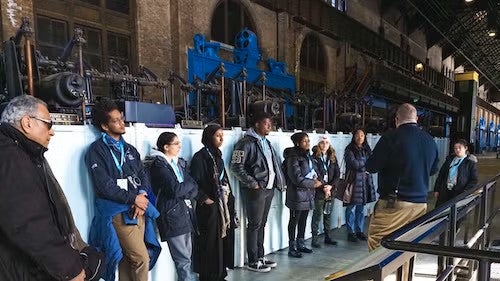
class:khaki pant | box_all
[368,199,427,251]
[112,213,150,281]
[368,200,426,281]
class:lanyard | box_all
[170,159,184,183]
[321,154,330,171]
[205,147,225,182]
[102,135,125,176]
[448,157,465,180]
[307,154,314,173]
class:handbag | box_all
[334,158,354,204]
[335,169,354,203]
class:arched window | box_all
[299,33,327,94]
[211,0,255,45]
[34,0,134,72]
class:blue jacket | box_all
[85,137,151,205]
[366,123,440,203]
[146,150,198,240]
[88,198,161,281]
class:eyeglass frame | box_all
[30,116,53,130]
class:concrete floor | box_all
[226,154,500,281]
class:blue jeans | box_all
[345,204,365,233]
[166,233,195,281]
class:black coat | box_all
[147,152,198,240]
[312,152,340,200]
[284,147,319,210]
[434,154,478,206]
[0,123,82,281]
[190,147,235,279]
[344,144,376,205]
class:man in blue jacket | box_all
[366,103,439,251]
[85,100,159,281]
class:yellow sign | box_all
[455,71,479,82]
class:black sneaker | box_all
[259,257,277,268]
[356,232,368,241]
[298,246,313,253]
[246,261,271,273]
[324,237,338,245]
[311,240,322,248]
[347,233,359,242]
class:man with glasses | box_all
[85,99,160,281]
[0,95,86,280]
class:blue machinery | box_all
[476,117,499,153]
[187,28,295,128]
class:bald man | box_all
[365,103,439,251]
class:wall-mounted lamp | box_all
[415,63,424,72]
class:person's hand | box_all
[323,185,332,191]
[204,198,215,205]
[132,206,145,219]
[69,269,85,281]
[434,192,439,198]
[313,180,322,188]
[134,193,149,210]
[252,183,260,190]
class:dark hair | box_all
[156,132,178,153]
[346,128,370,153]
[453,139,468,149]
[92,99,120,132]
[290,132,308,147]
[201,124,222,147]
[252,111,273,127]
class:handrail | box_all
[381,172,500,280]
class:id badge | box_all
[184,199,193,209]
[117,179,128,190]
[323,174,328,182]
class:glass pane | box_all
[106,0,129,14]
[211,2,226,43]
[108,33,130,67]
[36,15,68,59]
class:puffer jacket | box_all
[230,128,286,191]
[344,144,376,205]
[283,147,319,210]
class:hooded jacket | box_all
[230,128,286,191]
[146,150,198,239]
[283,147,318,210]
[0,123,83,281]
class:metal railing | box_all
[382,173,500,281]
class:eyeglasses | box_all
[30,116,53,129]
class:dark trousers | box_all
[244,188,274,263]
[288,210,309,241]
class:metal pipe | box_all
[24,37,34,96]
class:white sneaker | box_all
[246,260,271,273]
[259,257,277,268]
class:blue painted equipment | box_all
[187,28,295,128]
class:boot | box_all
[297,238,313,253]
[288,240,302,258]
[324,233,338,246]
[311,236,321,248]
[347,233,359,242]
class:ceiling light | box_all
[465,0,474,2]
[488,30,497,37]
